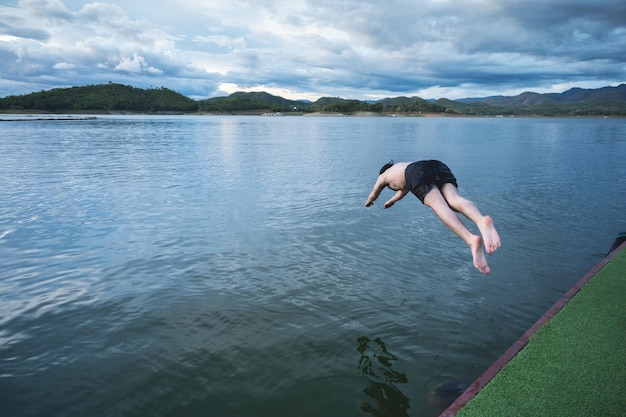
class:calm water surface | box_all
[1,115,625,416]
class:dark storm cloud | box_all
[0,0,624,100]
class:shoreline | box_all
[1,110,623,119]
[0,115,98,122]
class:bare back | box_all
[380,162,409,191]
[365,162,411,208]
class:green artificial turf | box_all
[456,249,626,417]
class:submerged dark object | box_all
[608,232,626,254]
[429,380,469,413]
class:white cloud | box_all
[53,62,76,70]
[114,53,163,75]
[193,35,246,50]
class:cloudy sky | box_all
[1,0,625,101]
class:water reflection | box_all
[357,336,410,417]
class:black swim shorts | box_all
[404,160,458,203]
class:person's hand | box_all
[384,200,394,209]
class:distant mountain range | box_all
[464,84,626,108]
[434,84,626,116]
[1,83,625,116]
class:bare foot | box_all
[478,215,501,255]
[470,235,491,274]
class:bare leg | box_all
[440,184,501,254]
[423,187,491,274]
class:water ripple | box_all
[1,116,625,417]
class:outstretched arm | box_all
[384,189,408,209]
[365,177,385,207]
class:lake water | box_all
[1,115,625,417]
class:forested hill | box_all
[449,84,626,116]
[0,84,199,112]
[0,83,447,114]
[1,82,625,115]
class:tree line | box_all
[0,83,448,114]
[1,83,624,115]
[0,83,199,112]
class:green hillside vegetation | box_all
[482,85,626,108]
[198,93,447,114]
[197,91,306,113]
[0,83,198,112]
[471,84,626,116]
[1,83,625,116]
[379,96,448,114]
[440,99,626,116]
[309,97,376,113]
[434,98,495,115]
[199,94,389,113]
